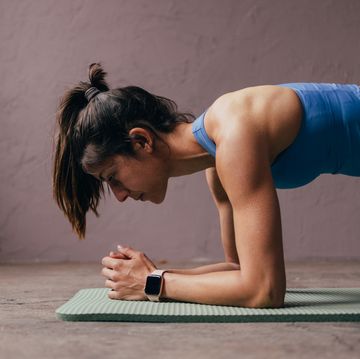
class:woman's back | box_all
[192,82,360,189]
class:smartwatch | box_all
[144,269,168,302]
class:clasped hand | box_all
[101,245,157,301]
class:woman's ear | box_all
[130,134,147,149]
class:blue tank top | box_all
[192,83,360,189]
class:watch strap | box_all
[151,269,167,276]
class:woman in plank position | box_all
[52,63,360,308]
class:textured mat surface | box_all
[55,287,360,322]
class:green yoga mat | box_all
[55,287,360,323]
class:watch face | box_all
[145,275,162,295]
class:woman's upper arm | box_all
[205,167,230,205]
[215,116,286,306]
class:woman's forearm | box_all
[165,262,240,275]
[161,270,271,308]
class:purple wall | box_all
[1,0,360,263]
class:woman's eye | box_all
[108,176,121,187]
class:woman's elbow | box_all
[257,294,285,309]
[245,287,286,309]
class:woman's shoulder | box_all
[204,85,303,161]
[203,85,273,137]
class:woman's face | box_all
[94,145,169,204]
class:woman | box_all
[52,63,360,308]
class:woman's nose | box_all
[110,186,129,202]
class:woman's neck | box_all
[160,121,215,177]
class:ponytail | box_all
[52,62,109,239]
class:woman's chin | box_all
[141,190,166,204]
[152,193,166,204]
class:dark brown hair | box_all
[52,62,195,240]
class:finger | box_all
[117,245,137,259]
[105,279,115,290]
[109,251,128,259]
[101,267,116,280]
[108,289,120,300]
[101,256,119,269]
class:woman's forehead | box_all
[84,157,114,179]
[99,155,129,176]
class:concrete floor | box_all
[0,260,359,359]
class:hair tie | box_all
[85,86,101,102]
